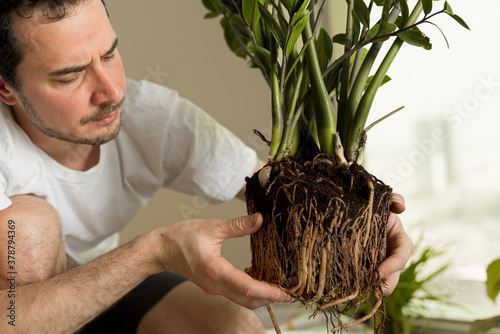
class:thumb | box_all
[222,213,263,239]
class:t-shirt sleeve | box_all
[162,95,257,204]
[0,189,12,210]
[0,168,12,210]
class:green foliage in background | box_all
[469,258,500,334]
[358,241,453,334]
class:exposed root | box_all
[318,290,359,310]
[245,154,392,334]
[310,247,327,304]
[334,133,350,167]
[266,304,282,334]
[331,291,382,333]
[363,179,375,248]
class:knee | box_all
[0,195,67,287]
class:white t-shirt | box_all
[0,79,257,265]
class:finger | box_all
[213,213,263,240]
[378,216,414,281]
[381,271,402,296]
[390,193,406,214]
[209,259,291,309]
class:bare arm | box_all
[0,197,289,334]
[0,224,160,333]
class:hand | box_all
[156,213,291,310]
[378,193,414,296]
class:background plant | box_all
[201,0,468,163]
[469,259,500,333]
[354,239,456,334]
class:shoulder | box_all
[0,103,49,202]
[0,103,21,159]
[125,78,180,111]
[120,78,220,143]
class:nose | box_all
[90,65,123,106]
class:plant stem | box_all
[270,37,284,159]
[337,0,354,145]
[346,1,424,160]
[302,21,336,156]
[275,65,305,161]
[341,5,401,146]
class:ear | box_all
[0,76,19,105]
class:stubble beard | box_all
[18,92,125,146]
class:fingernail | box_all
[280,293,292,303]
[392,197,404,206]
[250,212,261,225]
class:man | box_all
[0,0,413,333]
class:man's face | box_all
[9,0,126,145]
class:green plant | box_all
[201,0,468,162]
[358,241,454,334]
[201,1,467,333]
[469,258,500,334]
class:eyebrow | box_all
[48,38,119,77]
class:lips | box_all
[95,110,119,125]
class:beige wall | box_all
[107,1,345,270]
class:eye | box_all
[102,53,115,62]
[59,74,79,85]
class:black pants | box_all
[76,271,187,334]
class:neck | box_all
[10,105,100,171]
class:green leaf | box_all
[399,0,409,25]
[221,0,242,14]
[281,0,295,11]
[290,0,310,26]
[332,33,346,45]
[229,14,249,39]
[353,0,370,28]
[254,18,265,47]
[316,28,333,71]
[444,1,470,30]
[422,0,433,15]
[291,0,307,13]
[253,45,271,72]
[242,0,254,25]
[380,0,391,30]
[286,11,310,57]
[444,1,454,15]
[450,14,470,30]
[486,258,500,302]
[365,23,397,42]
[242,0,262,26]
[398,27,432,50]
[204,12,220,19]
[258,2,286,49]
[221,17,247,58]
[202,0,225,13]
[364,75,391,91]
[351,11,361,45]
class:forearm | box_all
[0,231,162,334]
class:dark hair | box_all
[0,0,107,90]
